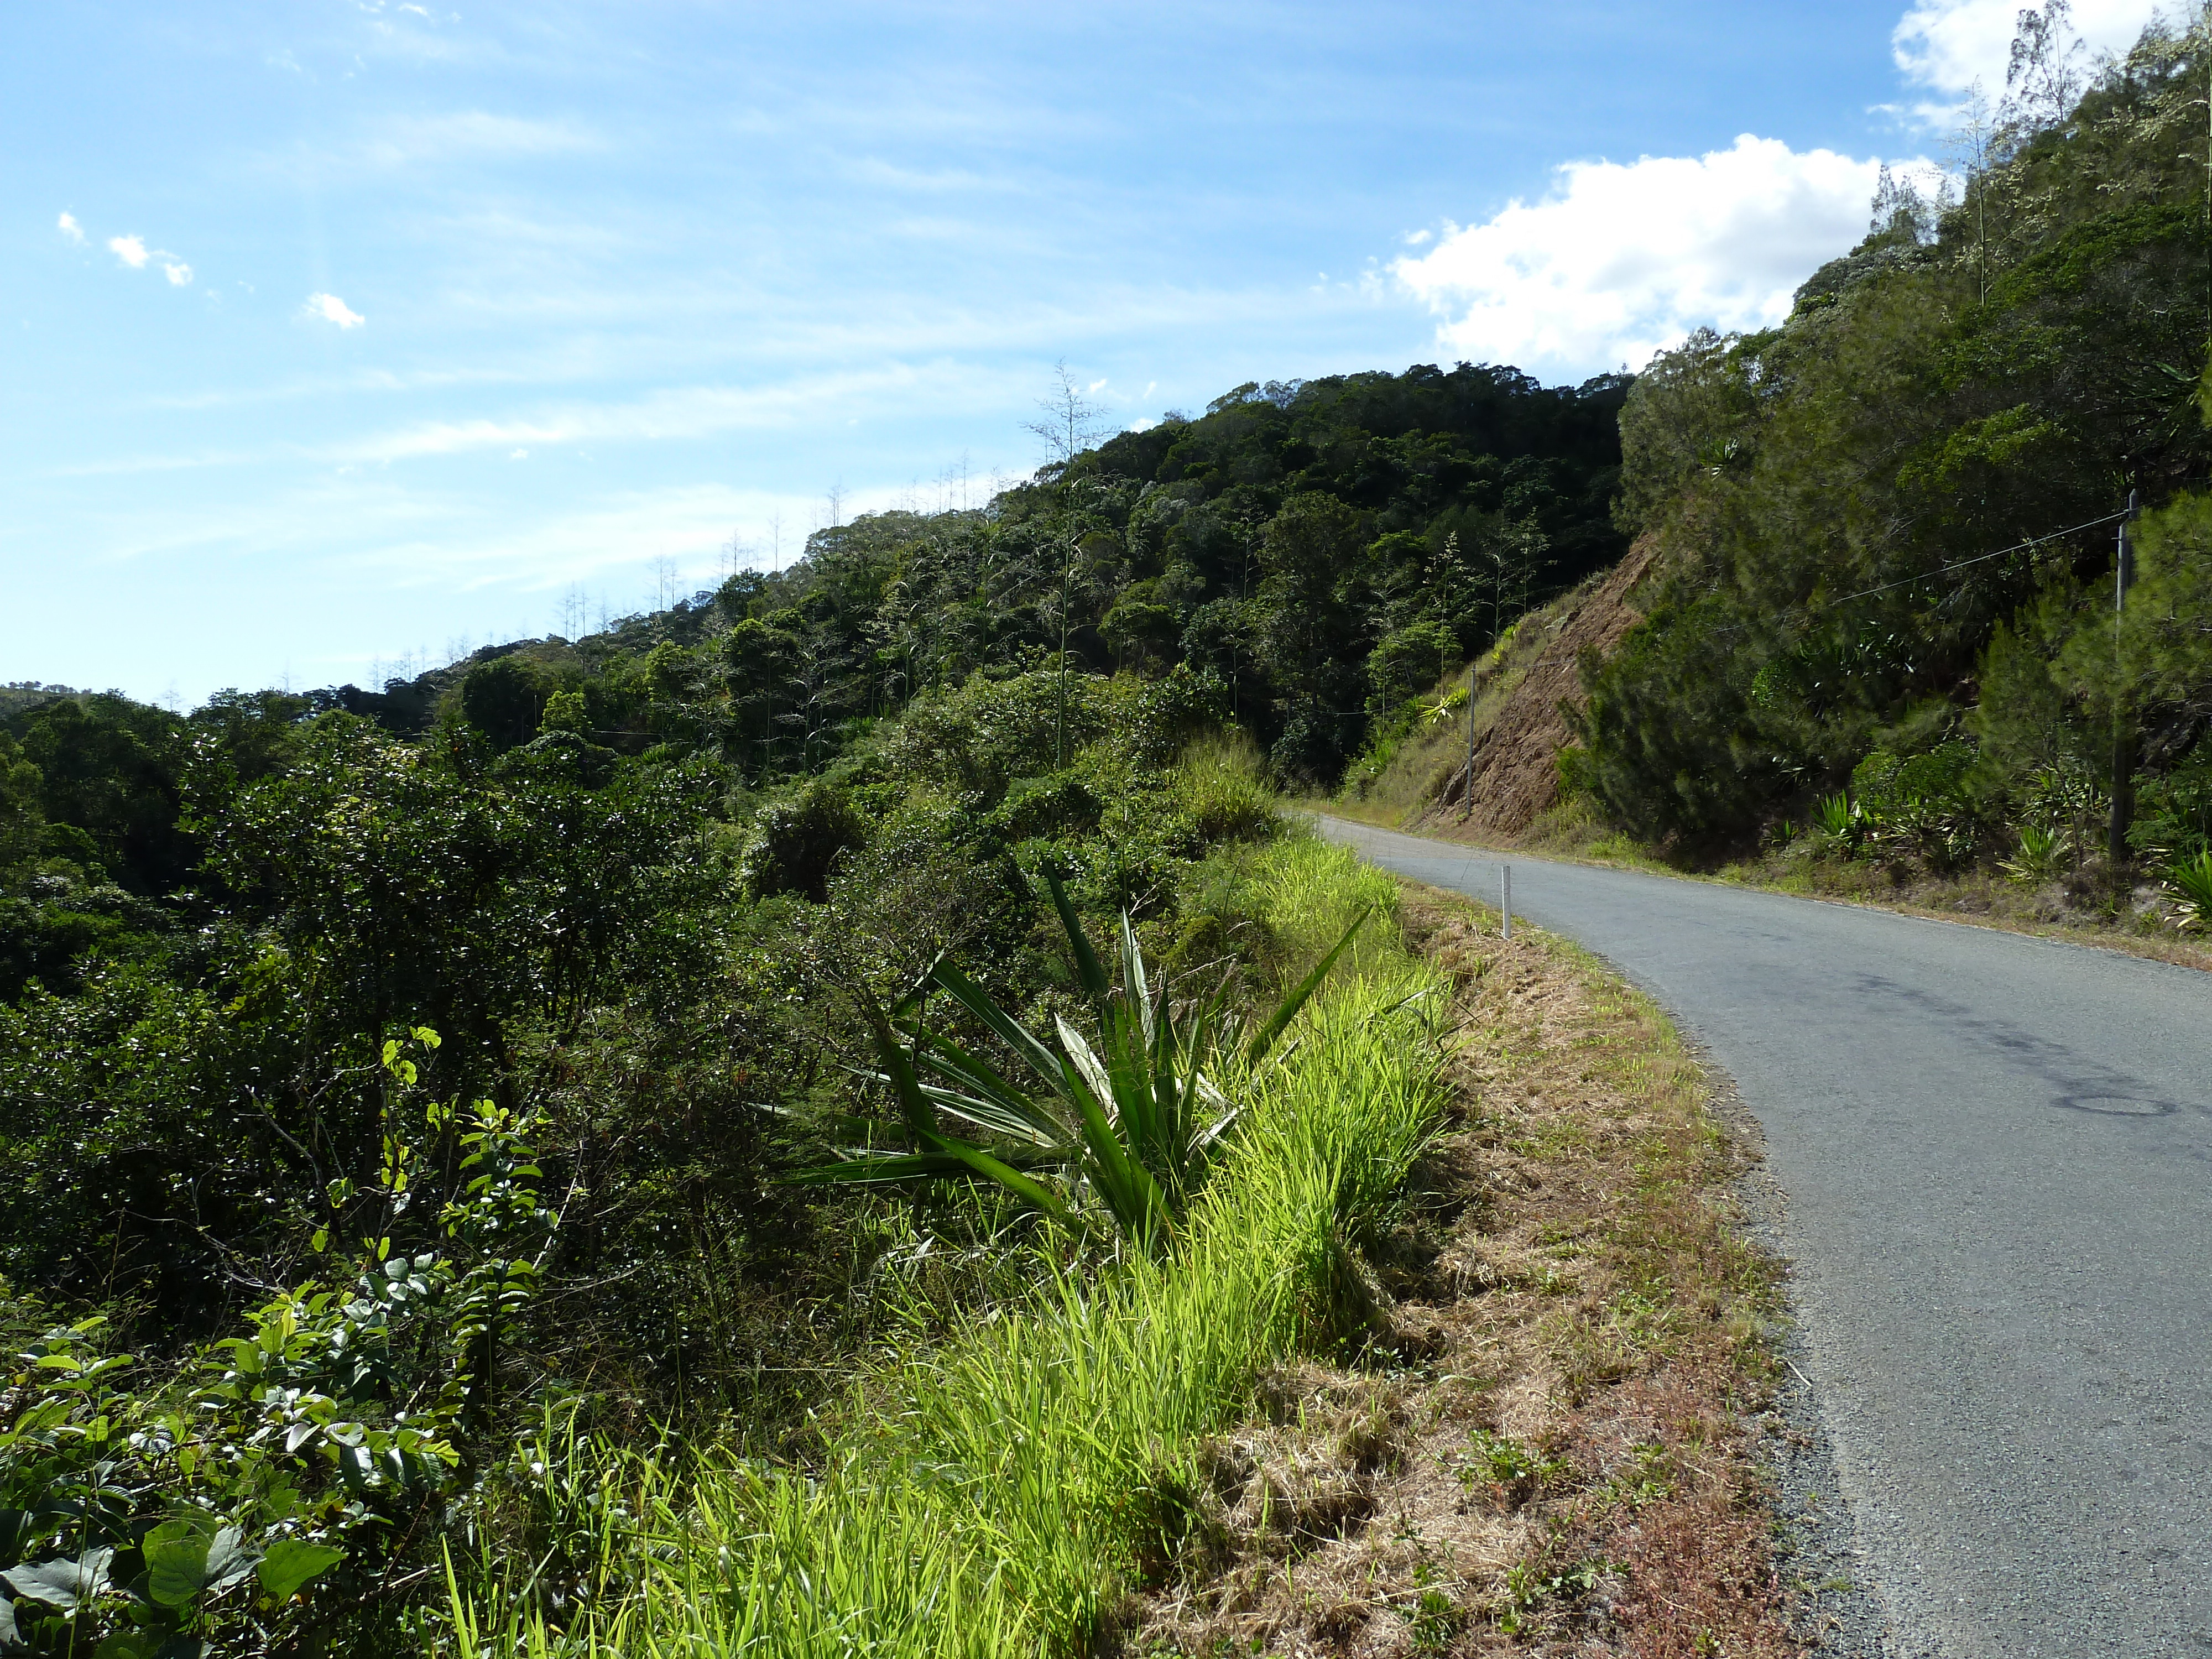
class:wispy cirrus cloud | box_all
[48,362,1013,479]
[330,364,960,464]
[365,110,604,165]
[142,364,536,413]
[349,482,878,590]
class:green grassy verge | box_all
[448,838,1443,1657]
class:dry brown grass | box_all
[1118,885,1796,1658]
[1391,802,2212,978]
[1721,847,2212,974]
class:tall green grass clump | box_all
[452,838,1439,1657]
[1171,729,1279,843]
[1240,833,1404,983]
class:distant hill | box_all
[324,360,1632,787]
[0,682,91,718]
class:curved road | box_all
[1324,817,2212,1658]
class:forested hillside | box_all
[1575,14,2212,905]
[24,5,2212,1634]
[332,361,1626,782]
[0,361,1624,1654]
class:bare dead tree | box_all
[1023,359,1112,468]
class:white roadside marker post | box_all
[1501,865,1512,940]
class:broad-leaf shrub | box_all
[0,1030,547,1656]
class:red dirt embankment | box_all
[1417,536,1657,841]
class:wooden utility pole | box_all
[2108,490,2139,870]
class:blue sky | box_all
[1,0,2173,703]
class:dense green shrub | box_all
[1,1034,547,1657]
[1579,18,2212,857]
[740,781,870,902]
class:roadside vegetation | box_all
[452,842,1439,1656]
[1337,7,2212,961]
[1124,885,1794,1655]
[0,356,1650,1655]
[18,8,2212,1647]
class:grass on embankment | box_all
[1124,883,1799,1655]
[447,838,1447,1657]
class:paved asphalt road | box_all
[1323,817,2212,1657]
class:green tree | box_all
[11,696,192,892]
[1254,493,1369,779]
[0,733,41,873]
[458,656,549,751]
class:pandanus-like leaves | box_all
[2166,848,2212,930]
[788,869,1370,1249]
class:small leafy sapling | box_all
[0,1025,550,1655]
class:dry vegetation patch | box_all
[1709,851,2212,973]
[1123,885,1796,1658]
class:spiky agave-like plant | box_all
[789,870,1369,1250]
[2164,848,2212,931]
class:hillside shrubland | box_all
[0,361,1632,1653]
[1570,12,2212,920]
[21,7,2212,1640]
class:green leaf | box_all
[255,1540,343,1605]
[1117,909,1153,1048]
[1039,868,1111,1010]
[928,962,1064,1092]
[143,1518,216,1608]
[917,1129,1076,1222]
[145,1521,257,1610]
[1244,906,1371,1066]
[202,1527,258,1595]
[5,1547,114,1610]
[785,1151,982,1185]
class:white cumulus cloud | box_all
[108,234,150,269]
[57,212,85,244]
[304,292,367,329]
[1892,0,2170,97]
[163,262,193,286]
[1394,135,1921,378]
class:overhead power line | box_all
[1699,504,2135,644]
[1811,507,2130,612]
